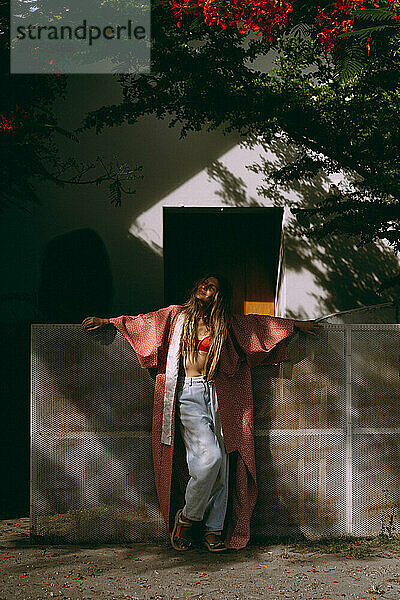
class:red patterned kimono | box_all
[109,305,294,549]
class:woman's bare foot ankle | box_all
[203,531,227,552]
[204,531,222,544]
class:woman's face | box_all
[195,276,220,305]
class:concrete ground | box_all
[1,518,400,600]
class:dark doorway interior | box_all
[163,207,283,315]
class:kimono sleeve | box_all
[108,305,177,369]
[231,313,295,368]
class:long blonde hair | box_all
[179,274,233,381]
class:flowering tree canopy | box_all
[164,0,400,56]
[166,0,294,42]
[315,0,400,54]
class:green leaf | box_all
[349,7,398,22]
[336,24,398,40]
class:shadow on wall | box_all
[206,137,400,318]
[0,228,115,519]
[38,228,113,324]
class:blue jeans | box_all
[177,375,229,532]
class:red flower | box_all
[315,0,400,54]
[165,0,400,54]
[164,0,294,43]
[0,104,30,134]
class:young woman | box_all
[81,274,321,552]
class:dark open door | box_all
[163,207,283,315]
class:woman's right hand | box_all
[81,316,110,331]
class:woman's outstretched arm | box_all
[81,305,181,370]
[230,313,323,369]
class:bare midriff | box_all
[183,319,212,377]
[184,348,208,377]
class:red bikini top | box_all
[197,335,211,352]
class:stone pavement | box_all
[1,518,400,600]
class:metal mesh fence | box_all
[31,324,165,542]
[31,323,400,542]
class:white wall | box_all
[4,74,400,323]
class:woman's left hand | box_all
[294,320,323,336]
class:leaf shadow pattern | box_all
[207,136,400,318]
[207,160,261,207]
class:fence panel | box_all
[31,324,400,541]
